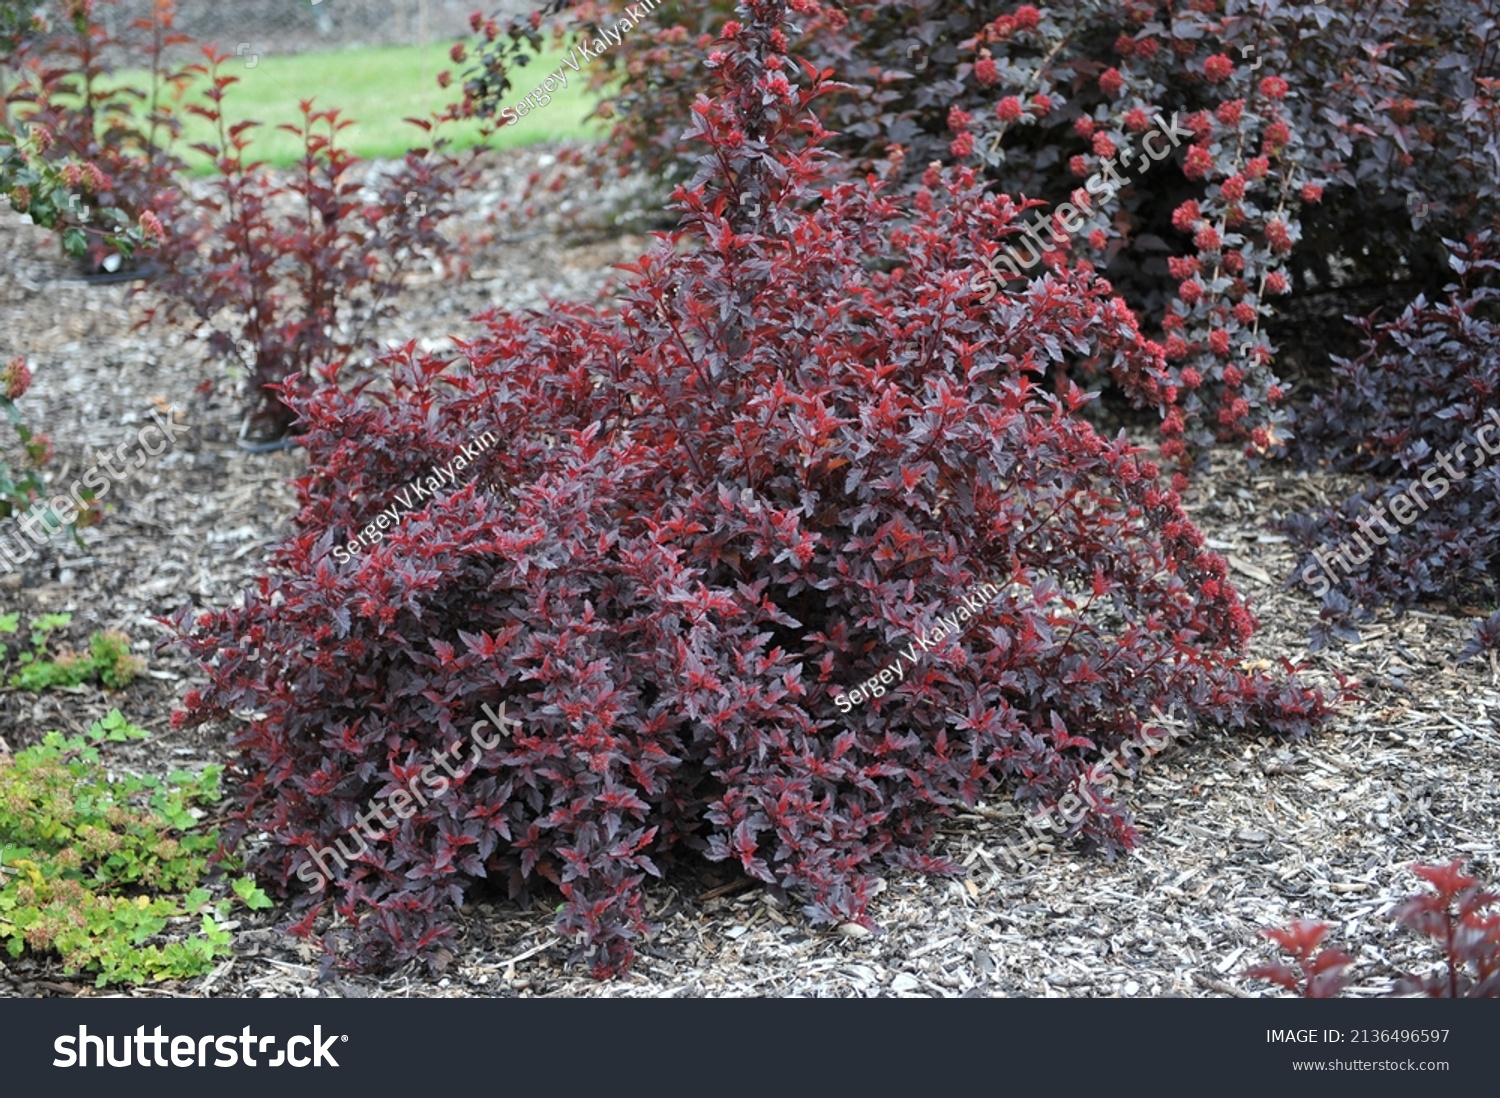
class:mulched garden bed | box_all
[1,144,1494,999]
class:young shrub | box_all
[1283,233,1500,650]
[1246,860,1500,998]
[138,49,478,445]
[6,2,477,443]
[1243,919,1355,999]
[174,0,1327,977]
[0,710,269,988]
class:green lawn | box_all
[125,41,604,169]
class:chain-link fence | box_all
[103,1,530,56]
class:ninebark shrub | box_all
[141,48,474,443]
[458,0,1499,468]
[4,1,478,443]
[175,0,1327,977]
[1284,233,1500,652]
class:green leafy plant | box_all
[89,630,143,689]
[2,613,144,691]
[1,0,180,269]
[0,709,268,987]
[0,120,151,264]
[0,0,44,53]
[1,355,49,524]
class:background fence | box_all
[102,1,531,55]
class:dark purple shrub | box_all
[174,0,1327,977]
[1283,233,1500,650]
[136,49,478,443]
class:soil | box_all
[0,143,1495,1000]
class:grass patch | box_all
[121,41,604,168]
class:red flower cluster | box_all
[1172,200,1202,232]
[1,356,31,402]
[1203,53,1234,82]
